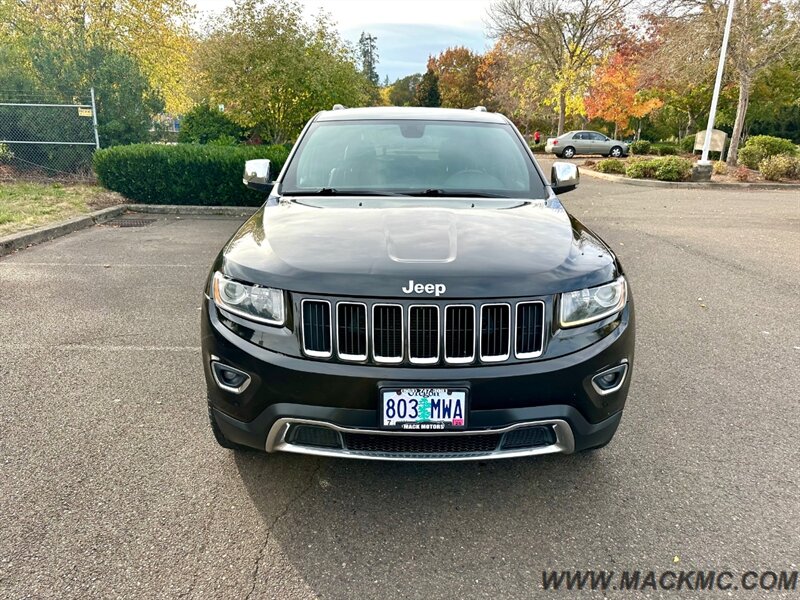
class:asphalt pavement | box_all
[1,172,799,599]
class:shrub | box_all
[652,143,677,156]
[759,155,800,181]
[529,142,546,153]
[625,158,658,179]
[737,146,764,169]
[679,135,696,153]
[629,140,651,155]
[712,160,728,175]
[177,105,244,145]
[734,165,750,182]
[745,135,796,157]
[653,156,692,181]
[739,135,796,169]
[207,134,240,146]
[595,158,626,174]
[0,142,13,164]
[625,156,692,181]
[93,143,289,206]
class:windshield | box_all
[281,119,547,199]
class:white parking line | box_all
[0,263,202,268]
[1,344,201,351]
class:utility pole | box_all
[90,87,100,149]
[698,0,735,167]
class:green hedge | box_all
[626,156,693,181]
[529,142,547,153]
[759,155,800,181]
[629,140,651,155]
[679,135,695,153]
[738,135,797,169]
[651,143,678,156]
[93,143,289,206]
[595,158,626,174]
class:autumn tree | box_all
[197,0,369,143]
[428,47,483,108]
[585,52,663,138]
[3,0,195,113]
[488,0,633,135]
[389,74,423,106]
[649,0,800,164]
[477,38,556,132]
[722,0,800,164]
[0,0,175,145]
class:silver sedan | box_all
[545,131,628,158]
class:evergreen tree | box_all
[413,68,441,107]
[358,32,379,86]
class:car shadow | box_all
[234,447,634,597]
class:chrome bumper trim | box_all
[265,418,575,462]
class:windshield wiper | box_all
[283,188,404,197]
[406,189,509,198]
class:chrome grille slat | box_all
[302,298,543,365]
[337,302,367,360]
[444,305,475,363]
[373,304,403,363]
[409,305,439,364]
[515,301,544,358]
[301,299,332,357]
[480,303,511,362]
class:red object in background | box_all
[534,130,541,144]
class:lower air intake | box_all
[342,432,502,455]
[501,426,556,449]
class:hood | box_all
[219,197,618,299]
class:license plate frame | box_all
[379,387,468,430]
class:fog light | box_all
[591,363,628,395]
[211,361,251,394]
[600,372,618,385]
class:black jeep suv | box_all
[201,106,634,461]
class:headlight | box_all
[560,276,627,328]
[212,272,285,325]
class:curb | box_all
[0,204,258,258]
[127,204,258,217]
[581,168,799,190]
[0,205,128,257]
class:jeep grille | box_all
[300,297,545,365]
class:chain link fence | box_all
[0,89,99,181]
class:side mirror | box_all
[551,161,580,194]
[243,159,273,192]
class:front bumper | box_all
[202,298,634,460]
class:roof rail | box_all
[471,106,487,112]
[332,104,346,111]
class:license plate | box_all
[381,388,467,430]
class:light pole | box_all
[698,0,735,167]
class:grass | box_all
[0,182,124,236]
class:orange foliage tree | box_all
[585,52,662,139]
[428,46,483,109]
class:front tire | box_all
[562,146,576,159]
[609,146,623,158]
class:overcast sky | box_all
[193,0,494,81]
